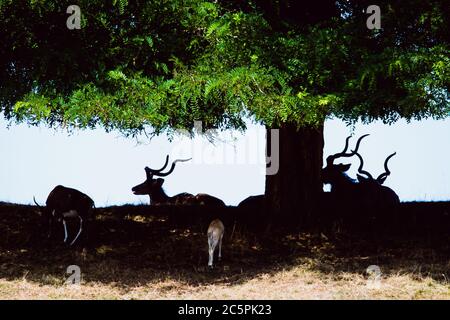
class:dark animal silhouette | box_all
[132,155,225,207]
[238,195,265,210]
[34,185,94,246]
[236,195,266,229]
[321,135,400,226]
[353,150,400,222]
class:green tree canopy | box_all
[1,0,449,136]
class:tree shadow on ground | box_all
[0,202,449,290]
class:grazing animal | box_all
[207,219,224,268]
[34,185,94,246]
[132,155,225,207]
[321,135,399,225]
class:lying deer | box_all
[207,219,224,268]
[132,155,225,207]
[34,185,94,246]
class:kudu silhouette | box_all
[132,155,225,207]
[321,135,400,228]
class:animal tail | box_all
[33,196,42,208]
[208,229,221,248]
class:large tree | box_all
[1,0,448,226]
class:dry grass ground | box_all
[0,202,449,300]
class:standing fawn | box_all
[207,219,224,268]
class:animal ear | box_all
[156,178,165,186]
[338,163,351,172]
[377,176,387,184]
[145,167,153,179]
[357,174,368,182]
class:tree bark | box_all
[265,123,324,229]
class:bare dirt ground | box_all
[0,202,449,299]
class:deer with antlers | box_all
[132,155,225,207]
[321,135,400,226]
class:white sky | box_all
[0,117,449,206]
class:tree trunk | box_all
[265,123,324,229]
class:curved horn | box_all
[153,158,192,177]
[376,152,396,183]
[354,151,374,180]
[353,134,370,154]
[147,155,170,173]
[326,135,351,165]
[326,134,369,165]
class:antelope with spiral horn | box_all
[321,134,400,224]
[132,155,225,207]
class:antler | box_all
[376,152,396,184]
[326,134,369,166]
[152,158,192,177]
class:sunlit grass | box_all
[0,202,449,299]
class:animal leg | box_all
[47,217,53,238]
[208,236,217,268]
[70,216,83,246]
[218,234,223,261]
[62,219,68,243]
